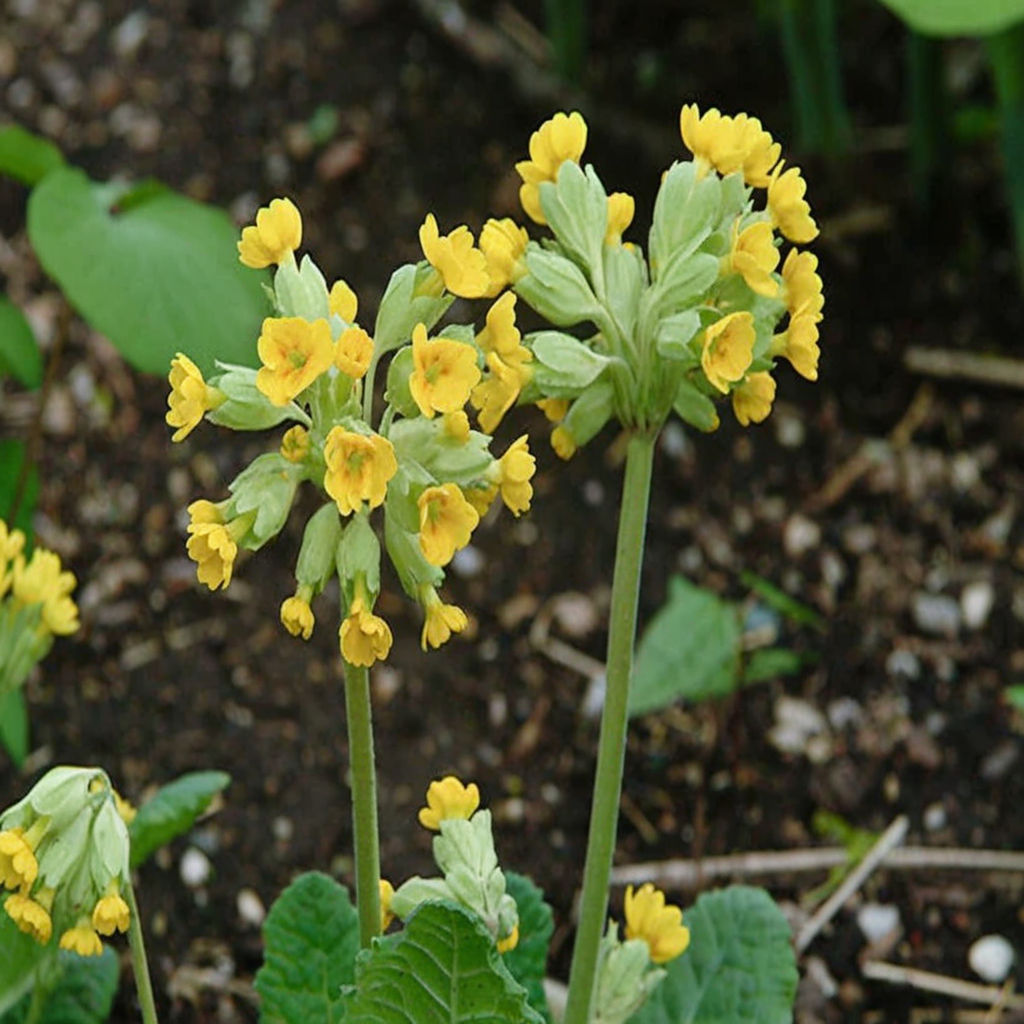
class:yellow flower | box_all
[732,372,777,426]
[329,279,358,323]
[767,162,818,243]
[419,214,490,299]
[700,311,755,393]
[113,791,137,826]
[420,586,469,651]
[11,549,79,636]
[417,776,480,830]
[497,924,519,954]
[59,920,103,957]
[471,295,531,433]
[91,882,130,936]
[464,485,497,517]
[186,502,252,591]
[280,425,311,463]
[480,218,529,296]
[624,883,690,965]
[679,105,780,187]
[335,326,374,380]
[471,356,522,435]
[726,220,779,298]
[323,428,398,515]
[256,317,334,407]
[409,323,482,419]
[488,435,535,516]
[238,197,302,268]
[537,398,568,423]
[516,111,588,224]
[4,892,52,944]
[772,315,820,381]
[605,192,635,245]
[731,113,783,187]
[166,353,223,442]
[476,293,529,368]
[339,590,393,667]
[418,483,479,567]
[280,591,315,640]
[380,879,395,931]
[443,410,471,443]
[781,249,824,321]
[551,425,577,460]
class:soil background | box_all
[2,1,1024,1021]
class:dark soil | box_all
[3,1,1024,1022]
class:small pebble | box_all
[237,888,266,928]
[886,648,921,680]
[912,593,961,636]
[923,802,946,831]
[961,581,995,631]
[856,903,901,944]
[451,545,484,578]
[769,696,828,757]
[969,935,1015,983]
[783,514,821,558]
[179,847,212,888]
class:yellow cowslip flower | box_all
[732,372,777,426]
[0,827,40,891]
[329,279,358,323]
[516,111,588,224]
[476,293,528,367]
[59,920,103,957]
[472,355,522,435]
[113,791,137,826]
[767,162,818,244]
[605,192,635,245]
[417,776,480,831]
[380,879,395,931]
[335,325,374,380]
[11,549,79,636]
[443,410,471,443]
[497,924,519,954]
[409,323,482,419]
[280,589,315,640]
[731,113,782,187]
[419,585,469,651]
[339,589,392,667]
[624,883,690,965]
[488,435,535,516]
[91,880,130,936]
[551,424,577,461]
[537,398,568,423]
[418,483,479,567]
[772,314,820,381]
[464,484,497,517]
[323,428,398,516]
[679,105,780,187]
[480,218,529,296]
[781,249,824,321]
[472,294,531,432]
[238,197,302,268]
[280,424,311,463]
[256,317,334,407]
[4,891,52,944]
[0,522,25,600]
[419,214,490,299]
[700,311,755,393]
[186,502,253,591]
[725,220,779,298]
[166,353,224,442]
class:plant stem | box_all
[563,430,656,1024]
[125,881,159,1024]
[22,981,47,1024]
[343,657,381,946]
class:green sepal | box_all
[672,375,720,433]
[655,311,702,364]
[595,931,664,1024]
[602,242,646,340]
[539,161,608,272]
[388,418,493,485]
[295,503,343,593]
[435,323,476,346]
[517,245,602,328]
[274,255,330,321]
[228,453,303,547]
[208,363,308,431]
[649,162,721,277]
[383,480,443,599]
[374,263,454,356]
[384,346,420,419]
[647,251,720,323]
[528,330,610,394]
[0,602,51,703]
[336,513,381,606]
[560,378,616,448]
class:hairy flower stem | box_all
[126,881,159,1024]
[343,658,381,946]
[563,430,656,1024]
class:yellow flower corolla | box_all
[551,425,577,461]
[767,163,818,243]
[11,548,79,636]
[418,484,480,567]
[732,372,777,426]
[323,428,398,515]
[472,356,521,435]
[166,353,223,442]
[726,220,779,298]
[772,315,820,381]
[59,920,103,957]
[419,214,490,299]
[537,398,569,423]
[409,323,482,419]
[488,435,535,516]
[417,776,480,831]
[280,424,311,463]
[339,591,393,667]
[113,792,137,826]
[464,484,497,517]
[476,293,528,367]
[238,197,302,268]
[624,883,690,965]
[4,892,52,944]
[380,879,395,931]
[0,828,38,891]
[329,279,358,323]
[497,924,519,954]
[0,522,26,600]
[420,586,469,651]
[700,311,755,393]
[679,105,780,187]
[256,317,334,407]
[781,249,824,320]
[480,218,529,296]
[280,591,315,640]
[335,325,374,380]
[516,111,588,224]
[471,294,531,433]
[91,882,130,936]
[605,192,635,245]
[186,502,252,591]
[443,410,471,443]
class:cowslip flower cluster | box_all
[167,198,538,665]
[1,521,79,699]
[0,768,132,955]
[468,105,823,455]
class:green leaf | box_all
[630,577,741,717]
[741,648,805,685]
[128,770,230,867]
[1006,685,1024,712]
[0,688,29,767]
[0,914,51,1017]
[342,901,545,1024]
[0,440,38,537]
[255,872,359,1024]
[739,572,825,631]
[0,299,43,390]
[37,949,119,1024]
[877,0,1024,35]
[503,874,554,1021]
[0,125,64,187]
[27,167,270,376]
[628,887,798,1024]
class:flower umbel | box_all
[417,776,480,830]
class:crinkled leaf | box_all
[0,125,64,187]
[503,873,553,1021]
[0,915,51,1017]
[0,688,29,767]
[129,770,230,867]
[0,440,38,536]
[342,900,545,1024]
[256,872,359,1024]
[0,298,43,390]
[29,948,119,1024]
[878,0,1024,34]
[628,886,797,1024]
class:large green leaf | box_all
[128,770,230,867]
[0,687,29,767]
[0,914,51,1017]
[0,440,38,537]
[0,298,43,390]
[503,873,554,1021]
[255,872,359,1024]
[629,887,797,1024]
[877,0,1024,35]
[630,577,742,717]
[0,125,64,187]
[27,168,270,375]
[342,901,545,1024]
[0,948,119,1024]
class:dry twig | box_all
[905,347,1024,390]
[863,962,1024,1011]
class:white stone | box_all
[912,593,961,636]
[969,935,1015,983]
[769,696,827,756]
[236,888,266,928]
[451,544,484,578]
[857,903,901,944]
[961,581,995,631]
[783,514,821,558]
[179,847,212,888]
[923,802,947,831]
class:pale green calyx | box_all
[294,503,343,594]
[208,363,310,432]
[274,254,330,321]
[227,453,304,547]
[591,924,666,1024]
